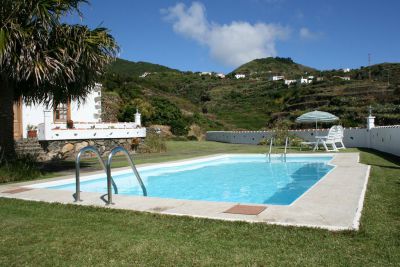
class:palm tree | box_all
[0,0,118,159]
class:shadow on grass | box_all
[358,148,400,169]
[39,160,97,174]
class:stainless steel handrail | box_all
[75,146,118,202]
[106,146,147,205]
[267,137,274,162]
[283,137,289,162]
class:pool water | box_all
[48,155,334,205]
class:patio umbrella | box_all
[295,110,339,131]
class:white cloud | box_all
[299,27,321,40]
[162,2,290,67]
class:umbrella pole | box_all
[315,120,318,136]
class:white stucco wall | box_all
[70,83,101,123]
[206,126,400,157]
[21,83,102,138]
[22,103,47,138]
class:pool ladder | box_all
[75,146,147,205]
[267,136,289,163]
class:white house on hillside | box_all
[13,83,145,141]
[200,72,212,76]
[284,79,297,85]
[298,76,312,84]
[139,72,151,78]
[216,73,225,78]
[269,75,285,81]
[235,74,246,79]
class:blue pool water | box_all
[48,155,334,205]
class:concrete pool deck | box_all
[0,153,370,231]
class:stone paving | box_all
[0,153,370,231]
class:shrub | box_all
[0,155,42,183]
[149,98,189,136]
[272,119,291,146]
[141,132,166,153]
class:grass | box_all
[0,143,399,265]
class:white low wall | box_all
[206,126,400,157]
[37,122,146,141]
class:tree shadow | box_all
[358,148,400,169]
[38,159,100,174]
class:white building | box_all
[216,73,225,78]
[284,79,297,85]
[333,76,351,81]
[200,72,212,76]
[269,75,285,81]
[13,83,145,141]
[139,72,151,78]
[235,74,246,79]
[298,76,312,84]
[342,68,351,73]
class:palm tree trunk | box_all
[0,73,16,161]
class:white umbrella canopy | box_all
[295,110,339,131]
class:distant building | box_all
[216,73,225,78]
[139,72,151,78]
[284,79,297,85]
[269,75,285,81]
[308,76,314,80]
[298,76,312,84]
[342,68,351,73]
[333,76,351,81]
[316,77,324,82]
[235,74,246,79]
[200,72,212,76]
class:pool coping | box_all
[0,152,370,231]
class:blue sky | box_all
[66,0,400,73]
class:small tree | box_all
[0,0,118,159]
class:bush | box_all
[140,132,166,153]
[0,154,42,183]
[149,98,189,136]
[272,119,291,146]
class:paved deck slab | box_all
[0,153,370,231]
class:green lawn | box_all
[0,143,399,266]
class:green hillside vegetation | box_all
[231,57,316,78]
[101,57,400,134]
[107,58,179,77]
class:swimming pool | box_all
[41,154,334,205]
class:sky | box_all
[65,0,400,73]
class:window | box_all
[54,103,69,122]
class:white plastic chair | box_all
[313,126,338,152]
[333,125,346,150]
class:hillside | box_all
[107,58,179,77]
[231,57,316,78]
[101,57,400,134]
